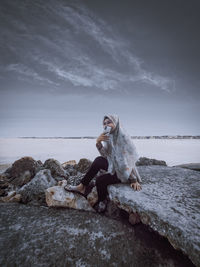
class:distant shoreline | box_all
[3,135,200,139]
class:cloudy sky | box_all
[0,0,199,137]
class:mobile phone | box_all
[103,126,112,136]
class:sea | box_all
[0,138,199,167]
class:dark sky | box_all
[0,0,199,137]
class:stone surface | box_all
[62,160,77,168]
[0,191,21,203]
[74,158,92,173]
[1,203,194,267]
[43,158,68,180]
[0,163,12,174]
[107,165,200,267]
[7,156,41,186]
[17,169,57,204]
[87,186,98,207]
[129,212,141,225]
[136,156,167,166]
[172,163,200,172]
[45,180,95,212]
[0,156,198,265]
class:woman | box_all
[65,114,142,212]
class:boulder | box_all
[87,186,98,207]
[0,180,10,197]
[17,169,57,204]
[45,180,95,212]
[172,163,200,172]
[7,156,41,186]
[0,163,12,174]
[62,160,77,168]
[0,190,21,203]
[107,165,200,267]
[64,165,79,177]
[74,158,92,173]
[136,157,167,166]
[129,212,141,225]
[43,158,69,180]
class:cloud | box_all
[2,0,175,93]
[6,63,58,85]
[53,1,175,92]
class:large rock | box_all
[0,190,21,203]
[137,156,167,166]
[172,163,200,172]
[1,203,194,267]
[62,160,77,168]
[7,156,41,186]
[0,163,12,174]
[43,158,69,181]
[107,165,200,267]
[45,180,95,212]
[17,169,57,204]
[74,158,92,173]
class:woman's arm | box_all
[131,165,142,183]
[129,166,142,191]
[96,141,108,158]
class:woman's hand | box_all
[130,181,142,191]
[96,133,109,143]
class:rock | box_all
[8,156,41,186]
[107,165,200,267]
[0,180,9,189]
[2,203,194,267]
[172,163,200,172]
[0,189,6,197]
[62,160,78,176]
[17,169,56,204]
[43,158,68,180]
[62,160,77,168]
[65,165,78,176]
[0,190,21,203]
[129,212,141,225]
[0,163,12,174]
[87,186,98,207]
[74,158,92,173]
[0,172,10,181]
[37,160,43,166]
[11,170,33,187]
[45,180,95,212]
[137,157,167,166]
[0,180,10,197]
[104,200,122,219]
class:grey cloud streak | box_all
[0,0,174,94]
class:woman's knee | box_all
[93,156,108,169]
[96,174,109,186]
[94,156,106,162]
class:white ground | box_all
[0,138,199,166]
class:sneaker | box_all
[93,199,108,213]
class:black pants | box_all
[80,156,121,202]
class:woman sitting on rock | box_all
[64,114,142,212]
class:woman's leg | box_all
[96,172,121,202]
[75,156,108,193]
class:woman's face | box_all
[103,118,115,133]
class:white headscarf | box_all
[102,114,142,183]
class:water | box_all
[0,138,199,166]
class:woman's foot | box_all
[64,183,86,196]
[92,199,108,213]
[76,184,86,194]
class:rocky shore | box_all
[0,156,199,266]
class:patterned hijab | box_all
[102,114,141,183]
